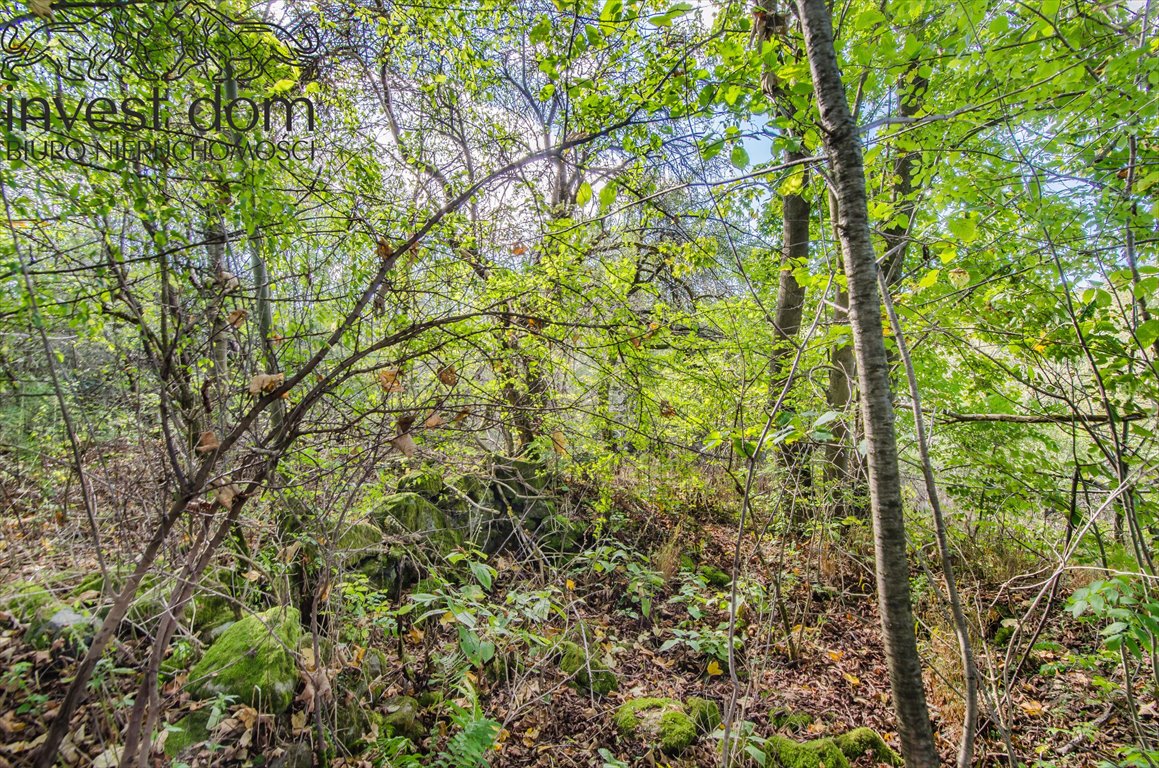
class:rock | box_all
[336,699,383,752]
[380,695,424,742]
[187,606,302,713]
[833,727,902,765]
[769,707,814,733]
[444,474,510,554]
[614,698,698,755]
[164,709,212,758]
[336,520,387,563]
[398,468,445,499]
[557,640,617,696]
[493,448,553,525]
[534,513,584,553]
[27,605,96,650]
[686,697,721,733]
[762,727,901,768]
[375,492,462,553]
[765,735,850,768]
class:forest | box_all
[0,0,1154,766]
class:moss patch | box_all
[770,707,814,733]
[380,695,424,741]
[397,468,445,499]
[834,727,902,765]
[699,565,731,588]
[164,709,212,758]
[557,640,617,696]
[765,735,849,768]
[686,697,721,733]
[187,606,301,713]
[764,727,900,768]
[614,698,697,755]
[0,581,59,621]
[376,493,461,552]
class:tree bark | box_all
[794,0,939,764]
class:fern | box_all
[433,679,501,768]
[435,714,500,768]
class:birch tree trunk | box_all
[794,0,939,763]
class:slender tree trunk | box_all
[794,0,939,764]
[881,62,927,288]
[824,190,865,515]
[754,1,812,518]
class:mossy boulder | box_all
[770,707,814,733]
[398,468,445,499]
[26,603,96,650]
[834,727,901,765]
[187,606,302,713]
[534,513,584,553]
[614,698,698,754]
[336,520,386,562]
[557,640,617,696]
[375,493,462,553]
[444,474,510,554]
[686,697,721,733]
[164,709,212,758]
[765,735,850,768]
[764,727,901,768]
[493,449,553,524]
[380,695,424,742]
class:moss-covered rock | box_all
[375,493,462,553]
[765,735,850,768]
[398,468,445,499]
[534,513,584,553]
[187,606,302,713]
[26,603,96,650]
[337,520,386,561]
[380,695,424,742]
[164,709,212,758]
[557,640,617,696]
[336,700,383,752]
[686,697,721,733]
[614,698,698,754]
[763,727,901,768]
[0,581,59,621]
[769,707,814,733]
[834,727,902,765]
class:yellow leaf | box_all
[827,650,843,662]
[291,711,307,732]
[842,672,860,686]
[440,611,457,625]
[1020,700,1045,717]
[565,579,575,591]
[707,659,723,676]
[407,627,425,644]
[243,569,262,582]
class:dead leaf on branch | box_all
[227,309,248,328]
[195,430,220,453]
[248,372,285,396]
[218,271,240,293]
[437,364,458,386]
[214,483,240,508]
[377,368,402,393]
[423,412,445,429]
[391,433,418,457]
[376,239,393,260]
[551,430,568,455]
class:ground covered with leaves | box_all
[0,448,1146,767]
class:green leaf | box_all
[1136,319,1159,348]
[576,181,593,206]
[730,144,749,169]
[948,217,977,243]
[599,183,617,208]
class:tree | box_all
[793,0,939,763]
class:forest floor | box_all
[0,452,1144,767]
